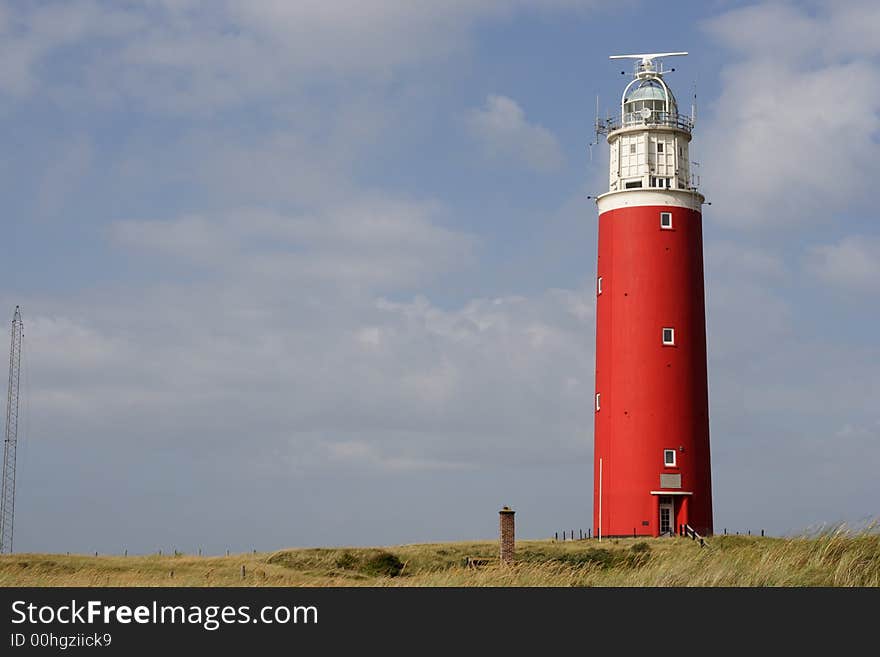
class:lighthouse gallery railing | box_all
[597,112,693,135]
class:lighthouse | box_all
[592,52,713,538]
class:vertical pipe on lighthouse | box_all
[598,458,603,542]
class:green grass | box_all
[1,528,878,586]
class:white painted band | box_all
[596,189,705,214]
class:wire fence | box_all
[552,527,768,541]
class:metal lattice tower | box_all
[1,306,23,554]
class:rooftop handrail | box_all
[597,112,693,135]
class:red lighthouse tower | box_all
[592,52,713,538]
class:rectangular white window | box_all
[660,212,672,229]
[664,449,676,467]
[597,276,603,295]
[595,393,601,411]
[629,143,636,154]
[662,327,675,345]
[657,142,664,153]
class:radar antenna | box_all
[610,52,687,77]
[609,52,688,64]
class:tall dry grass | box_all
[1,526,878,587]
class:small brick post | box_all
[499,506,516,565]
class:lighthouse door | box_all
[659,497,674,536]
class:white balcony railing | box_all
[597,112,693,135]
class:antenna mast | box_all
[1,306,23,554]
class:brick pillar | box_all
[499,506,515,564]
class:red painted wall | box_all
[592,204,713,537]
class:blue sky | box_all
[2,0,879,553]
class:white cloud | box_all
[17,282,595,472]
[700,1,880,228]
[0,1,143,98]
[705,241,787,280]
[0,1,603,111]
[467,95,565,172]
[36,134,93,220]
[76,189,592,472]
[703,1,880,62]
[111,200,476,291]
[805,235,880,289]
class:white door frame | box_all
[659,497,675,536]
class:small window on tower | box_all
[660,212,673,229]
[597,276,603,295]
[664,449,676,467]
[662,327,675,345]
[595,393,601,411]
[679,145,683,156]
[657,142,664,153]
[629,143,636,154]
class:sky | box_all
[2,0,879,554]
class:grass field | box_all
[1,528,878,587]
